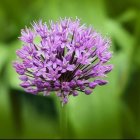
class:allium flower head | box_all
[13,18,113,105]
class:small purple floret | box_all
[85,89,92,95]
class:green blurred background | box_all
[0,0,140,139]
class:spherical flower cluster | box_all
[13,18,113,105]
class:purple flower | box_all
[13,18,113,105]
[85,89,92,95]
[33,20,48,38]
[58,57,75,73]
[19,27,35,43]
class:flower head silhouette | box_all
[13,18,113,105]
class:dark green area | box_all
[0,0,140,139]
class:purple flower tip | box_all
[13,17,113,105]
[85,89,92,95]
[89,82,97,89]
[72,91,79,96]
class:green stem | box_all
[60,104,68,139]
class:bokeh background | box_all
[0,0,140,139]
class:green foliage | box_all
[0,0,140,139]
